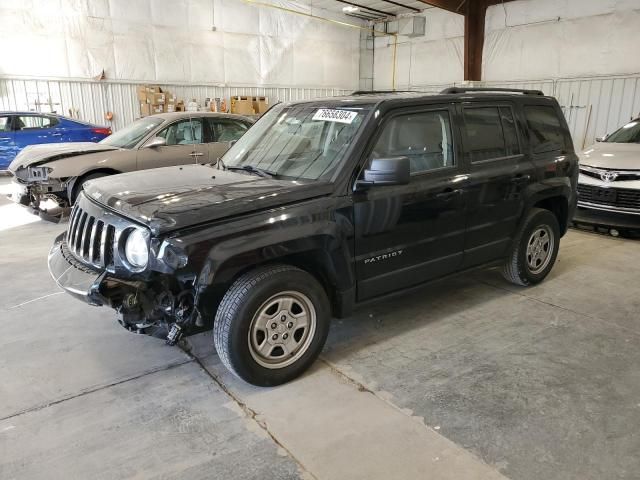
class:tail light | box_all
[92,127,112,135]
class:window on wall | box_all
[463,106,521,162]
[524,105,567,153]
[370,110,454,174]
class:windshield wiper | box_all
[226,165,275,178]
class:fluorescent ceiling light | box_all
[342,6,360,13]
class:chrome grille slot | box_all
[90,221,104,263]
[104,225,115,267]
[75,213,87,253]
[64,193,131,270]
[82,217,95,259]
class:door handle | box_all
[511,175,531,184]
[435,188,463,200]
[0,137,10,141]
[189,152,204,157]
[51,132,63,136]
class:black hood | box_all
[83,164,332,234]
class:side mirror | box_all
[595,135,607,142]
[229,139,238,147]
[144,136,167,148]
[358,157,410,188]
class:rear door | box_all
[0,115,16,169]
[459,102,535,267]
[58,118,96,142]
[204,117,250,163]
[136,117,207,170]
[353,104,468,300]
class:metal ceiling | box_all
[310,0,428,19]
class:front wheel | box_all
[70,172,108,204]
[213,264,330,386]
[502,208,560,286]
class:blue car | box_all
[0,112,111,170]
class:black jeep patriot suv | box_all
[48,88,578,386]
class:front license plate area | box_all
[593,188,617,203]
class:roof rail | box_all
[351,90,416,95]
[440,87,545,96]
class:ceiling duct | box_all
[383,16,426,37]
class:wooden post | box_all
[464,0,488,81]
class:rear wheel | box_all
[503,208,560,286]
[213,264,330,386]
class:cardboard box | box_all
[140,103,151,117]
[150,93,166,105]
[166,103,176,113]
[230,96,254,115]
[137,86,147,102]
[136,85,165,105]
[151,104,164,114]
[165,93,177,104]
[252,96,269,114]
[176,101,185,112]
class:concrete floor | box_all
[1,175,639,479]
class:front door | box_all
[136,117,207,170]
[0,115,15,169]
[13,114,62,150]
[353,105,468,301]
[458,102,535,267]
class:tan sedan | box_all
[8,112,253,219]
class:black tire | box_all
[70,172,108,204]
[502,208,560,286]
[213,264,331,386]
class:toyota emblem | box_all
[600,171,618,182]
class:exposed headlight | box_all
[124,229,149,269]
[26,166,51,182]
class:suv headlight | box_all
[124,229,149,269]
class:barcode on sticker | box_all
[312,109,358,124]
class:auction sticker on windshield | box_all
[312,109,358,124]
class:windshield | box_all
[100,117,164,149]
[605,119,640,143]
[223,103,371,180]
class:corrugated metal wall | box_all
[0,77,352,131]
[3,75,640,150]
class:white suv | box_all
[574,118,640,233]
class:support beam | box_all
[463,0,487,81]
[335,0,396,17]
[379,0,422,13]
[415,0,464,13]
[415,0,517,81]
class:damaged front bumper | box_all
[8,179,31,207]
[8,178,70,222]
[48,234,107,305]
[48,233,202,343]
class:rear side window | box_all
[524,106,567,153]
[463,106,521,162]
[0,116,10,132]
[16,115,58,130]
[370,110,454,174]
[212,120,249,142]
